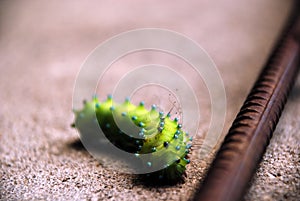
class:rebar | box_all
[193,3,300,201]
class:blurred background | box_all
[0,0,299,200]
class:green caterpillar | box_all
[73,95,192,183]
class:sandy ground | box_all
[0,0,299,200]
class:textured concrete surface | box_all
[0,0,299,200]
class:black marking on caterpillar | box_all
[73,95,192,183]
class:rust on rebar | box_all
[193,3,300,201]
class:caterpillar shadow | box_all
[133,174,185,187]
[68,139,87,151]
[67,138,185,187]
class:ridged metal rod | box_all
[193,3,300,201]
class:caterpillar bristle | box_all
[151,104,157,111]
[163,141,169,148]
[139,101,145,107]
[138,122,145,127]
[159,111,164,117]
[107,94,112,100]
[92,94,98,100]
[125,97,130,103]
